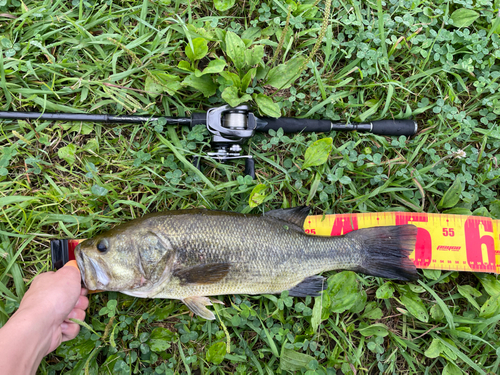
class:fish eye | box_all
[96,239,109,253]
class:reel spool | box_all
[200,104,257,178]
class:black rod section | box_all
[0,111,192,126]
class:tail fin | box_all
[346,225,418,281]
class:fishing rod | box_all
[0,104,418,177]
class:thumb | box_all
[63,260,80,271]
[58,260,82,286]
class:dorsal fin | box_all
[264,206,310,230]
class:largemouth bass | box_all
[75,207,417,319]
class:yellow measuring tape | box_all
[304,212,499,274]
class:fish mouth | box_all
[74,244,87,288]
[75,244,110,290]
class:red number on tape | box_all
[330,215,359,236]
[464,217,495,271]
[395,213,432,268]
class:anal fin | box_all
[288,275,326,297]
[182,296,224,320]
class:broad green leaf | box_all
[219,71,241,88]
[195,58,226,77]
[358,323,389,337]
[430,304,445,321]
[348,289,367,314]
[266,56,306,89]
[443,363,463,375]
[254,93,280,118]
[185,38,208,62]
[302,138,333,169]
[241,68,256,92]
[222,86,251,107]
[245,45,264,66]
[178,60,193,72]
[182,74,217,97]
[442,207,472,215]
[476,273,500,296]
[206,342,226,364]
[376,282,394,299]
[144,76,163,98]
[490,200,500,218]
[241,27,262,41]
[56,330,95,359]
[91,185,108,196]
[479,294,500,318]
[361,303,383,320]
[438,178,462,209]
[153,303,176,320]
[280,347,315,372]
[422,268,441,280]
[249,184,268,207]
[457,285,481,310]
[327,271,359,313]
[0,196,39,209]
[310,296,323,334]
[424,338,442,358]
[441,338,458,360]
[225,31,246,71]
[472,206,491,217]
[153,72,183,96]
[69,123,93,135]
[58,144,77,165]
[450,8,479,28]
[400,290,429,322]
[213,0,235,11]
[409,284,426,293]
[148,328,176,353]
[493,14,500,35]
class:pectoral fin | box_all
[182,296,224,320]
[288,275,326,297]
[173,263,230,285]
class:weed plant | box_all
[1,0,500,374]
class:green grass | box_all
[1,0,500,373]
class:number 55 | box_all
[443,228,454,237]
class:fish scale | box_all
[158,215,358,298]
[75,207,417,319]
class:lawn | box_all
[1,0,500,373]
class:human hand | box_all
[0,262,89,375]
[17,261,89,355]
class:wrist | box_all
[0,310,52,375]
[7,307,54,356]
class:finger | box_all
[74,295,89,310]
[67,308,86,322]
[81,288,88,296]
[61,322,81,342]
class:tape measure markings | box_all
[305,212,499,274]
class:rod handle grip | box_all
[371,120,418,136]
